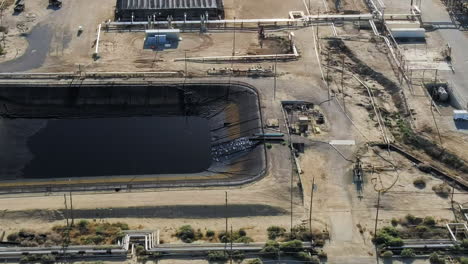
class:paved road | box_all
[0,24,53,73]
[421,0,468,109]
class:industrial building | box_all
[115,0,224,21]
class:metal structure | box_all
[115,0,224,21]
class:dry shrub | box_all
[432,183,451,198]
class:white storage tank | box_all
[390,28,426,39]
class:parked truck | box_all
[454,110,468,121]
[14,0,25,13]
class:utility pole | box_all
[341,55,346,113]
[290,165,294,232]
[326,51,331,101]
[274,53,278,100]
[374,191,381,238]
[69,191,74,226]
[230,225,233,264]
[63,194,69,227]
[225,191,228,256]
[232,17,236,56]
[451,186,455,204]
[184,50,188,76]
[309,177,315,232]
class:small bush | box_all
[432,183,451,198]
[280,240,303,253]
[429,252,445,264]
[460,257,468,264]
[391,218,399,227]
[423,216,436,226]
[206,230,215,238]
[78,220,90,233]
[261,240,280,258]
[207,251,228,262]
[7,233,18,242]
[318,250,327,259]
[267,226,286,240]
[387,237,404,247]
[238,229,247,237]
[400,248,415,258]
[113,222,130,230]
[381,250,393,258]
[405,214,418,225]
[40,254,56,264]
[295,251,312,261]
[266,143,272,149]
[461,239,468,248]
[413,177,427,188]
[246,259,263,264]
[235,236,253,243]
[135,245,145,256]
[288,225,314,241]
[91,235,104,244]
[231,250,245,260]
[176,225,197,243]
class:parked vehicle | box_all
[454,110,468,121]
[49,0,62,8]
[14,0,25,13]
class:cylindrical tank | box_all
[436,86,449,102]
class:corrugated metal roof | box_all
[118,0,219,10]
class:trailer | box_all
[454,110,468,121]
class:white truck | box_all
[454,110,468,121]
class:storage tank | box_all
[435,86,449,102]
[390,28,426,39]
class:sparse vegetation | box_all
[391,218,399,227]
[374,226,404,247]
[413,177,427,189]
[432,183,451,198]
[218,229,253,243]
[7,221,128,247]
